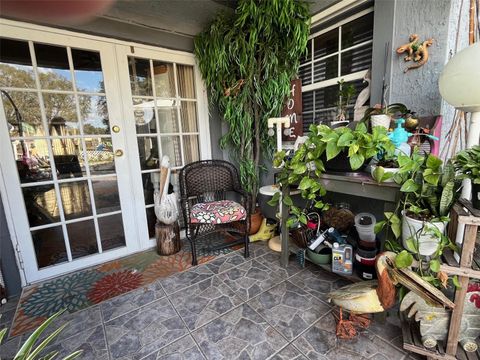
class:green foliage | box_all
[194,0,310,211]
[376,148,461,290]
[453,145,480,184]
[271,124,394,225]
[361,103,409,124]
[395,250,413,269]
[0,310,82,360]
[336,79,356,120]
[371,165,394,183]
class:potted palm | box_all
[194,0,310,219]
[453,145,480,209]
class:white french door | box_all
[0,20,210,284]
[116,45,211,246]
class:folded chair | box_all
[179,160,250,265]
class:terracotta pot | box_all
[249,208,263,235]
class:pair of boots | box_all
[249,218,277,242]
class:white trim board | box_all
[310,0,371,27]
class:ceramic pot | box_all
[370,114,391,129]
[401,212,446,256]
[249,208,264,235]
[370,165,399,183]
[472,183,480,210]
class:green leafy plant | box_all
[336,79,356,121]
[453,145,480,184]
[194,0,310,212]
[0,310,82,360]
[371,156,400,183]
[375,149,461,289]
[270,123,395,227]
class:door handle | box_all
[112,125,120,133]
[114,149,124,157]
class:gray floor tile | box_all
[248,242,272,258]
[160,265,214,295]
[140,335,205,360]
[257,252,306,278]
[101,282,166,322]
[270,344,307,359]
[367,308,403,342]
[289,266,340,302]
[20,305,102,343]
[192,303,287,360]
[0,307,17,332]
[203,252,248,274]
[248,280,330,341]
[105,297,188,360]
[0,334,21,360]
[169,275,243,331]
[326,347,368,359]
[219,258,284,301]
[336,334,405,360]
[40,325,108,360]
[292,313,337,358]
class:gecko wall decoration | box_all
[396,34,434,73]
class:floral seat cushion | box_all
[190,200,246,224]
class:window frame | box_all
[300,7,374,126]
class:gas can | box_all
[332,242,353,275]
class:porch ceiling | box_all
[100,0,340,37]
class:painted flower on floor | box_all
[87,270,143,303]
[22,270,101,317]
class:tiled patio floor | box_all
[0,243,422,360]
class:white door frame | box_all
[0,19,211,285]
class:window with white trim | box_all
[299,9,374,132]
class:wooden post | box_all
[445,224,477,355]
[155,221,181,256]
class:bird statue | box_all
[353,69,371,121]
[328,252,455,339]
[400,282,480,352]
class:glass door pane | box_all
[127,56,200,238]
[0,37,128,270]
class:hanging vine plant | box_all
[194,0,310,212]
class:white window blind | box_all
[299,10,374,132]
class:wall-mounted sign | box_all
[282,79,303,141]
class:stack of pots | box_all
[354,213,378,280]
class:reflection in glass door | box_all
[127,56,201,238]
[0,37,127,270]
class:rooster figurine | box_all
[400,282,480,352]
[328,252,455,339]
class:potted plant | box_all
[335,79,356,122]
[453,145,480,209]
[370,156,400,183]
[270,123,395,227]
[362,103,408,129]
[376,149,461,257]
[194,0,310,219]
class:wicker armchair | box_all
[179,160,251,265]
